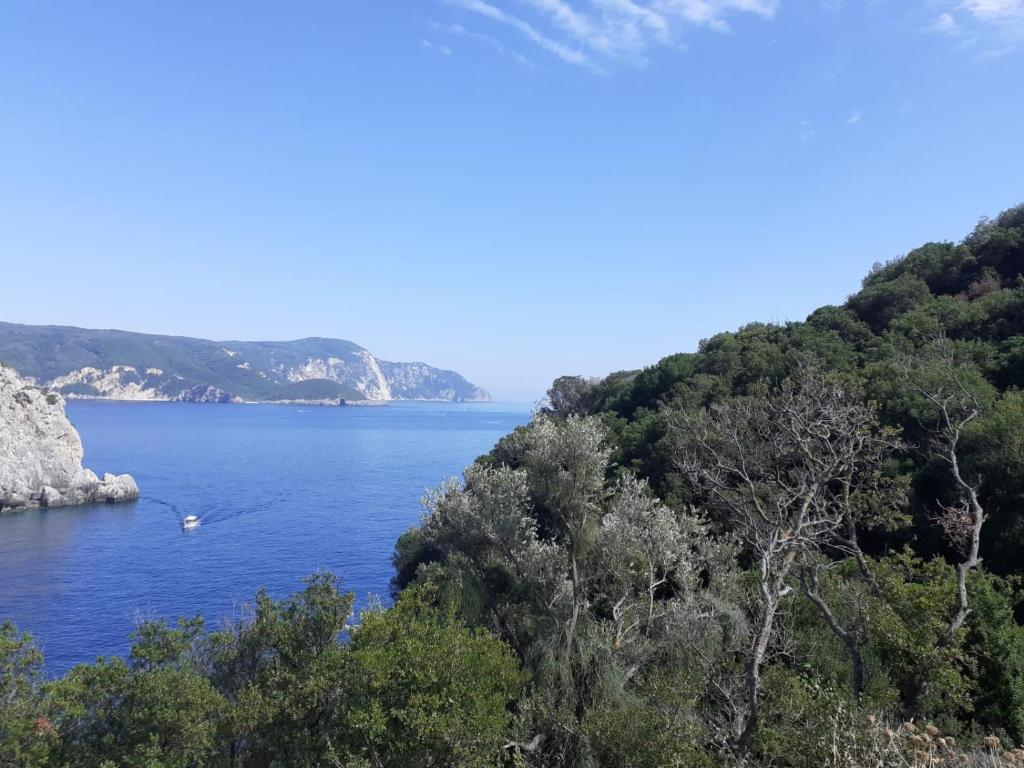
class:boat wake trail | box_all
[192,489,295,526]
[145,496,181,518]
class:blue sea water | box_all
[0,400,530,676]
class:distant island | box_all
[0,322,491,404]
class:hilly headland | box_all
[0,323,491,404]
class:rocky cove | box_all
[0,363,138,512]
[0,392,530,674]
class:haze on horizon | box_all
[1,2,1022,401]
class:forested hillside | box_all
[0,324,491,402]
[539,204,1024,574]
[391,203,1024,765]
[2,205,1023,768]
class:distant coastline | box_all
[0,321,491,404]
[60,395,501,407]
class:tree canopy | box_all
[4,203,1024,768]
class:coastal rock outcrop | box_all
[0,363,139,512]
[177,385,242,403]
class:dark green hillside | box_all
[385,203,1024,766]
[274,379,365,402]
[590,204,1023,417]
[531,204,1024,572]
[0,324,222,385]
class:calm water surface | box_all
[0,400,530,675]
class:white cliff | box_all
[0,364,139,512]
[285,354,393,400]
[48,365,171,401]
[358,351,393,400]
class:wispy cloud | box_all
[926,12,960,34]
[928,0,1024,49]
[421,38,454,55]
[511,50,540,68]
[960,0,1024,24]
[443,0,593,66]
[518,0,670,54]
[432,20,508,52]
[799,120,816,141]
[429,19,540,67]
[964,0,1024,45]
[596,0,672,39]
[846,109,863,125]
[521,0,605,45]
[654,0,778,27]
[440,0,776,67]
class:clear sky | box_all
[1,1,1021,401]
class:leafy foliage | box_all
[4,204,1023,767]
[390,204,1024,764]
[1,576,520,768]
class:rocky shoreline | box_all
[0,363,139,512]
[260,399,390,407]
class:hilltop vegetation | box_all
[393,203,1024,765]
[2,204,1023,767]
[542,204,1024,574]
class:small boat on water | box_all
[181,515,201,529]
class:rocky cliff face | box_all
[0,364,139,512]
[377,360,491,401]
[284,351,394,400]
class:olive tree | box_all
[669,368,900,752]
[893,336,991,644]
[890,334,1001,716]
[407,415,735,764]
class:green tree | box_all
[206,572,354,767]
[342,586,523,768]
[0,622,51,768]
[47,618,223,768]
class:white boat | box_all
[181,515,201,529]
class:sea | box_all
[0,399,531,676]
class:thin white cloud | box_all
[799,120,816,141]
[432,21,507,52]
[518,0,670,54]
[963,0,1024,43]
[933,0,1024,47]
[430,18,541,68]
[653,0,778,33]
[511,50,540,68]
[441,0,775,66]
[960,0,1024,23]
[846,109,862,125]
[520,0,603,44]
[421,39,454,55]
[927,12,960,34]
[595,0,672,39]
[443,0,593,66]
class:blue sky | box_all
[1,1,1022,401]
